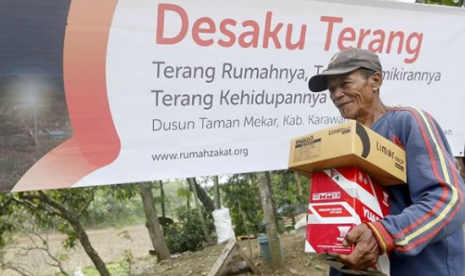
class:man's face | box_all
[327,70,378,120]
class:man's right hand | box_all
[336,223,380,271]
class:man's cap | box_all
[308,48,382,92]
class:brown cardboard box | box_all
[289,120,406,185]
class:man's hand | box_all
[337,223,380,271]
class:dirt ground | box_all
[1,224,330,276]
[148,234,330,276]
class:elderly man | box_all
[308,48,465,276]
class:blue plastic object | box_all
[257,234,284,264]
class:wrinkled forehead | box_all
[327,70,363,88]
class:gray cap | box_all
[308,48,382,92]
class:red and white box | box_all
[305,166,390,276]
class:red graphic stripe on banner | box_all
[64,0,121,166]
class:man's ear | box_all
[371,71,383,92]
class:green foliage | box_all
[120,249,134,275]
[423,0,460,6]
[175,182,193,209]
[0,210,71,276]
[81,193,144,229]
[0,219,13,249]
[61,230,79,250]
[117,230,134,275]
[0,184,140,248]
[272,171,309,218]
[221,174,263,235]
[175,185,192,199]
[164,207,214,254]
[0,195,16,248]
[82,263,129,276]
[150,180,191,218]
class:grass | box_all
[82,263,129,276]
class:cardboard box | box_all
[305,166,389,275]
[305,166,390,276]
[289,120,406,186]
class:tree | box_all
[176,185,192,209]
[257,171,284,270]
[213,176,221,209]
[221,174,262,235]
[187,177,215,212]
[0,185,140,276]
[164,207,214,253]
[294,172,304,198]
[12,189,111,276]
[159,181,166,217]
[0,211,70,276]
[187,178,213,245]
[0,194,14,248]
[272,171,309,227]
[419,0,460,6]
[139,182,171,262]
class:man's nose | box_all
[330,86,345,101]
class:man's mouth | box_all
[336,101,351,108]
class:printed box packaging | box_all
[289,120,406,186]
[305,166,390,276]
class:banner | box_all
[1,0,464,193]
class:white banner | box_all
[77,0,465,187]
[7,0,465,191]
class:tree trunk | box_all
[266,172,280,229]
[238,202,253,258]
[213,176,221,209]
[187,177,215,212]
[69,216,111,276]
[248,174,263,210]
[159,181,166,217]
[187,178,213,245]
[294,172,303,197]
[139,182,171,262]
[257,172,284,270]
